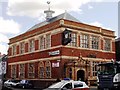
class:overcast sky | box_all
[0,0,119,54]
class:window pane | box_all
[80,34,89,48]
[29,39,34,52]
[40,36,44,50]
[45,61,51,78]
[104,39,111,51]
[28,63,35,78]
[19,64,25,79]
[20,42,25,54]
[46,34,51,48]
[11,65,16,79]
[91,36,99,49]
[38,62,44,78]
[68,33,77,47]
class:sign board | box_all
[49,50,60,56]
[52,62,59,67]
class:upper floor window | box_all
[45,61,51,78]
[91,36,99,49]
[40,36,45,50]
[11,65,16,79]
[46,34,51,49]
[80,34,89,48]
[19,64,25,79]
[28,63,35,78]
[104,39,111,51]
[20,42,25,54]
[29,39,35,52]
[12,45,17,55]
[68,33,77,47]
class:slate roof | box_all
[27,12,80,32]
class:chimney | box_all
[44,1,55,20]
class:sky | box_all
[0,0,119,54]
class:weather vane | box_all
[47,1,50,10]
[47,1,50,5]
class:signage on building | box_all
[52,62,59,67]
[49,50,60,56]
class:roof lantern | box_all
[44,1,55,20]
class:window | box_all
[68,33,77,47]
[19,64,25,79]
[29,39,35,52]
[92,61,98,76]
[63,83,72,89]
[46,34,51,49]
[38,61,44,78]
[40,36,45,50]
[20,42,25,54]
[28,63,35,78]
[91,36,99,49]
[74,83,83,88]
[11,65,16,79]
[45,61,51,78]
[12,45,16,55]
[104,39,111,51]
[80,34,89,48]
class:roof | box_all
[27,12,80,32]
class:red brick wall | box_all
[25,43,28,53]
[35,40,39,50]
[51,33,62,46]
[17,45,19,54]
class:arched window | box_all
[11,65,16,79]
[38,61,44,78]
[19,64,25,79]
[45,61,51,78]
[28,63,35,78]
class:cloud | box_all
[0,43,8,54]
[7,0,102,18]
[0,33,9,54]
[0,17,21,34]
[0,17,21,54]
[0,33,9,43]
[88,5,93,9]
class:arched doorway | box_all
[77,70,85,81]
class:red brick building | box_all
[7,10,115,88]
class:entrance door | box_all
[77,70,85,81]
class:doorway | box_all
[77,70,85,81]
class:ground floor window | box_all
[45,61,51,78]
[19,64,25,79]
[38,61,44,78]
[11,65,16,79]
[28,63,35,78]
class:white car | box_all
[4,80,20,88]
[44,79,89,90]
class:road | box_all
[1,87,97,90]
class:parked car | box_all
[18,80,34,89]
[4,80,20,88]
[44,78,89,90]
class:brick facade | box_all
[7,18,115,88]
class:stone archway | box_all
[77,70,85,81]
